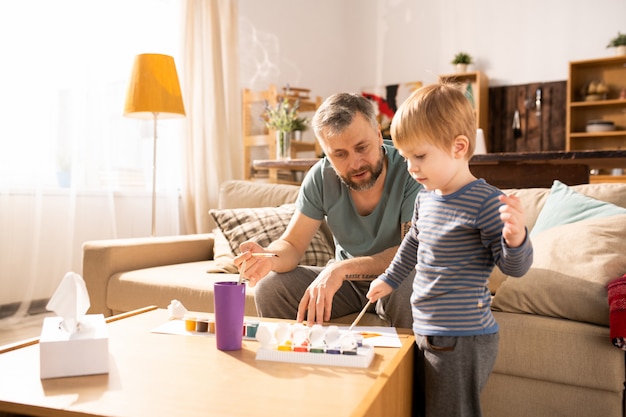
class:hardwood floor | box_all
[0,313,53,350]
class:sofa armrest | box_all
[82,234,214,316]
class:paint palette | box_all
[254,323,375,368]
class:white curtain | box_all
[180,0,243,234]
[0,1,184,326]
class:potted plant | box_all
[607,32,626,55]
[451,52,473,73]
[262,94,301,159]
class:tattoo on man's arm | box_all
[401,221,411,238]
[345,273,379,281]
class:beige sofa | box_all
[82,180,387,326]
[82,179,626,417]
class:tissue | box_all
[168,299,189,320]
[46,272,90,333]
[40,272,109,379]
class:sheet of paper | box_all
[152,319,198,336]
[339,326,402,348]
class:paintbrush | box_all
[239,252,278,284]
[238,253,277,284]
[348,300,372,331]
[238,259,247,285]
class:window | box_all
[0,0,183,191]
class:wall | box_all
[380,0,626,86]
[239,0,377,100]
[239,0,626,94]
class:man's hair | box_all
[312,93,378,140]
[390,82,476,157]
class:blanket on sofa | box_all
[608,273,626,350]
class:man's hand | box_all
[498,193,527,248]
[234,241,273,287]
[366,278,393,303]
[296,262,345,326]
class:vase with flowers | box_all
[262,87,304,159]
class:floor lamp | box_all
[123,53,185,237]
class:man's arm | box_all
[339,245,399,280]
[336,220,411,281]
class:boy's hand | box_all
[366,278,393,303]
[498,194,527,248]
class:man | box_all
[234,93,421,328]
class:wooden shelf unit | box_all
[438,70,489,144]
[566,55,626,153]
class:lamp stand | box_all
[123,54,185,237]
[151,112,158,237]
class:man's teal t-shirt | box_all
[296,142,421,260]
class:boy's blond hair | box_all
[390,82,477,159]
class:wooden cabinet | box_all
[439,71,489,145]
[566,55,626,152]
[471,150,626,187]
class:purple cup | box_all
[213,281,246,351]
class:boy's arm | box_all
[378,222,419,289]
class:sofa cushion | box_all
[107,262,259,317]
[531,180,626,237]
[488,182,626,294]
[209,204,334,267]
[483,311,625,417]
[491,311,624,392]
[492,214,626,326]
[499,182,626,235]
[218,180,300,210]
[208,228,239,274]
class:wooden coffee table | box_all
[0,306,415,417]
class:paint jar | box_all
[245,321,260,338]
[184,314,197,332]
[208,319,216,334]
[196,318,209,333]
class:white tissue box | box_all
[39,314,109,379]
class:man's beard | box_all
[338,149,385,191]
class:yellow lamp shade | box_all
[124,53,185,120]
